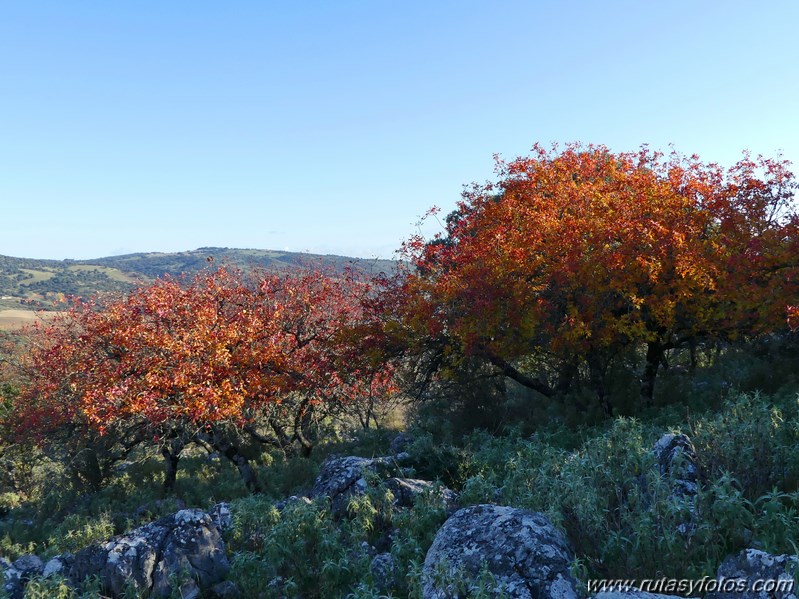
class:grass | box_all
[17,268,56,285]
[0,339,797,597]
[0,309,51,331]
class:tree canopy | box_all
[6,266,398,490]
[398,144,799,413]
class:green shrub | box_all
[46,512,115,555]
[691,391,799,498]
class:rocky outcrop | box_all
[42,553,74,579]
[652,433,700,498]
[390,432,414,455]
[209,579,243,598]
[652,433,701,534]
[210,502,233,534]
[70,508,229,598]
[371,552,398,594]
[384,477,459,513]
[706,549,798,599]
[422,504,579,599]
[310,455,392,516]
[1,554,44,598]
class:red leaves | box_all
[403,143,799,370]
[8,266,398,443]
[788,305,799,332]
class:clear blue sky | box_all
[1,1,797,260]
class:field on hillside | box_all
[0,249,396,312]
[0,309,42,330]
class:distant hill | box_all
[85,247,395,279]
[0,248,396,313]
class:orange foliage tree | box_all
[7,266,398,491]
[398,144,798,415]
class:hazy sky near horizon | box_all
[1,1,797,260]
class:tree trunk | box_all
[640,341,663,408]
[70,447,104,492]
[483,351,552,397]
[293,397,315,457]
[161,438,185,493]
[586,352,612,417]
[204,432,261,493]
[555,359,576,395]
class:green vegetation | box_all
[0,147,796,596]
[0,335,797,597]
[0,249,395,313]
[86,248,395,279]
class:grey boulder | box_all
[70,508,229,598]
[2,554,44,599]
[652,433,700,497]
[310,455,392,516]
[423,504,579,599]
[384,477,459,513]
[707,549,798,599]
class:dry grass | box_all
[0,309,51,330]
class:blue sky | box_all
[1,1,797,260]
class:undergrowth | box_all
[0,341,797,597]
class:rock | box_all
[652,433,700,497]
[70,508,229,598]
[652,433,701,534]
[1,559,23,599]
[371,552,397,594]
[176,579,201,599]
[706,549,798,599]
[210,580,243,599]
[310,455,391,517]
[11,554,42,578]
[422,504,579,599]
[384,477,459,513]
[43,553,74,578]
[210,502,233,533]
[0,554,45,599]
[390,432,414,454]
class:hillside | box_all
[85,247,395,279]
[0,248,395,310]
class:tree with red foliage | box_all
[7,266,398,491]
[399,144,799,415]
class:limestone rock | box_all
[210,502,233,533]
[310,455,391,517]
[652,433,700,497]
[42,553,74,579]
[422,504,579,599]
[70,508,229,598]
[384,477,459,513]
[0,554,45,599]
[210,580,243,599]
[11,555,43,578]
[371,552,397,594]
[706,549,798,599]
[390,432,414,455]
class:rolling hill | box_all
[0,248,397,324]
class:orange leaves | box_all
[788,306,799,332]
[8,266,398,443]
[403,143,799,376]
